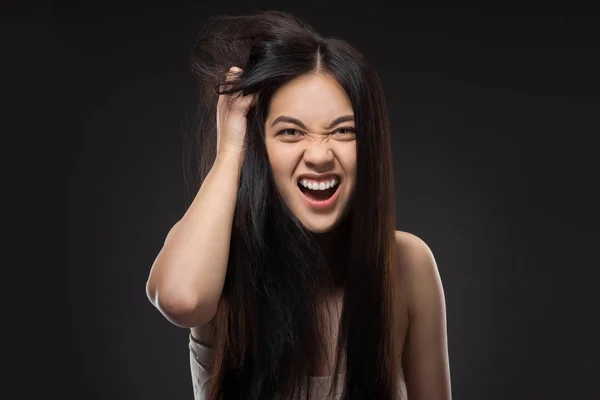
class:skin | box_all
[395,230,452,399]
[264,72,357,235]
[192,71,452,399]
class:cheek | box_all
[266,143,296,185]
[341,146,357,181]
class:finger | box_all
[218,67,243,107]
[224,66,243,83]
[235,92,256,117]
[218,67,243,105]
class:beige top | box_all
[189,334,406,399]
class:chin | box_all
[305,224,335,234]
[296,214,342,234]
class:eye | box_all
[277,128,302,136]
[335,127,356,135]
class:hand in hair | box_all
[216,67,255,159]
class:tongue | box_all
[302,186,336,201]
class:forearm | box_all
[146,151,242,327]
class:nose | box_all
[302,139,335,169]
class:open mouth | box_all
[297,177,341,202]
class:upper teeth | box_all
[299,178,339,191]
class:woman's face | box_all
[264,72,357,233]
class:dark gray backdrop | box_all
[64,2,600,399]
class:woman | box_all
[146,10,451,400]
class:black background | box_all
[58,1,600,399]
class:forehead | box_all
[267,73,353,124]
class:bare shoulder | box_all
[394,231,437,269]
[394,231,452,398]
[393,230,444,312]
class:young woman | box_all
[146,10,451,400]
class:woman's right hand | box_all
[216,66,255,160]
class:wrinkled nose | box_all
[302,141,335,169]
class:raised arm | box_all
[146,67,253,328]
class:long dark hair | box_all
[184,10,397,400]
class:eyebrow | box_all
[270,114,354,130]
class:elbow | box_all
[146,280,216,328]
[156,295,212,328]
